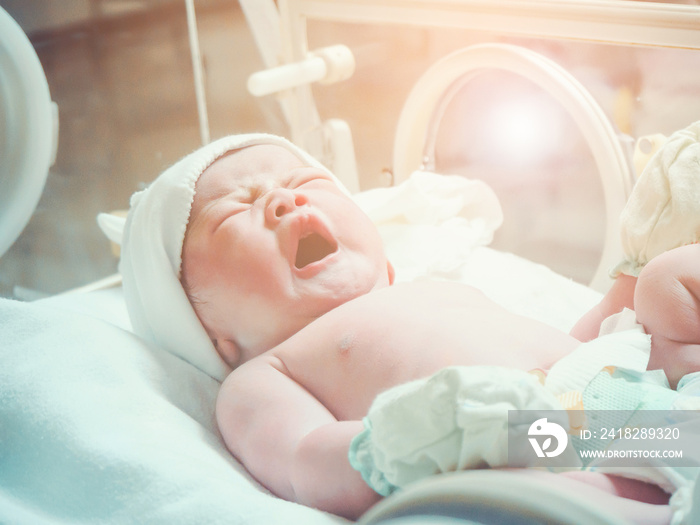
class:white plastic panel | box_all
[0,6,57,259]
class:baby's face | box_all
[181,144,393,367]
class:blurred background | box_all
[1,0,699,298]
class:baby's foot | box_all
[611,120,700,277]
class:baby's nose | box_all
[265,188,308,224]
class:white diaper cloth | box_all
[543,308,650,396]
[612,120,700,277]
[99,134,343,381]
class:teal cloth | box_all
[349,420,397,496]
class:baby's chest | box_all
[281,326,444,420]
[277,284,520,419]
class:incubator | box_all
[235,0,700,292]
[1,1,700,524]
[3,0,699,297]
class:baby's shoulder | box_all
[219,354,287,395]
[217,354,299,423]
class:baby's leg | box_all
[635,244,700,388]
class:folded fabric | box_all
[353,170,503,282]
[612,120,700,277]
[349,366,569,496]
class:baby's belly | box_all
[274,281,579,420]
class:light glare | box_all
[485,97,563,167]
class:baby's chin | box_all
[231,265,393,362]
[301,279,384,316]
[302,256,392,297]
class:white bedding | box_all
[0,171,603,524]
[0,292,346,525]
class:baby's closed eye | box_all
[243,185,266,203]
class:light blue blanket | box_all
[0,292,344,525]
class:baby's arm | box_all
[216,355,381,520]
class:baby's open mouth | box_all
[295,232,337,269]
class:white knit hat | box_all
[98,133,342,381]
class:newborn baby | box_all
[113,128,700,523]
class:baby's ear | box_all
[214,338,241,368]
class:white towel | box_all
[353,170,503,282]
